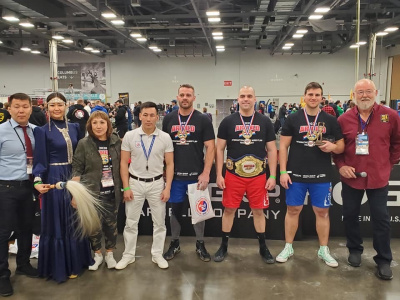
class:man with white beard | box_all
[333,79,400,280]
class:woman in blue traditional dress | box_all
[33,92,93,283]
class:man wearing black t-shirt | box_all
[214,86,278,263]
[277,82,344,267]
[162,84,215,262]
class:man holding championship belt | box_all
[277,82,344,267]
[162,84,215,262]
[214,85,277,263]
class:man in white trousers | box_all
[116,101,174,269]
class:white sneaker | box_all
[276,243,294,263]
[88,253,103,271]
[105,252,117,269]
[152,256,169,269]
[318,246,339,268]
[115,256,136,270]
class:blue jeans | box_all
[341,182,391,265]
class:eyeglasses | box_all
[356,90,374,96]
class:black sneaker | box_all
[348,252,361,267]
[260,247,275,264]
[163,239,180,261]
[196,240,211,262]
[0,277,13,297]
[214,245,227,262]
[16,263,39,278]
[377,264,393,280]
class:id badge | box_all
[355,133,369,155]
[101,170,114,188]
[26,157,33,174]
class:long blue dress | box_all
[33,119,93,283]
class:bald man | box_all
[214,86,278,263]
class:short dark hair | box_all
[304,82,323,95]
[115,99,123,105]
[178,84,195,93]
[9,93,32,105]
[46,92,67,103]
[324,100,329,105]
[140,101,158,113]
[32,99,38,106]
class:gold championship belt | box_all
[226,156,265,178]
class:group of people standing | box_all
[0,78,399,297]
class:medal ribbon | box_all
[178,109,194,135]
[239,112,255,137]
[303,108,320,137]
[140,135,156,169]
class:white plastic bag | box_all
[9,235,40,258]
[187,183,215,224]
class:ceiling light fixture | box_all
[130,32,142,38]
[284,43,294,47]
[213,36,223,40]
[376,32,389,36]
[31,50,40,54]
[153,48,162,52]
[315,7,330,13]
[2,10,19,23]
[206,11,220,16]
[19,20,34,28]
[0,40,3,44]
[282,46,292,50]
[212,31,223,36]
[356,41,367,45]
[52,34,64,40]
[384,27,398,32]
[309,15,323,20]
[216,45,225,49]
[208,17,221,23]
[84,46,93,51]
[296,29,308,34]
[111,19,125,25]
[292,34,304,39]
[20,47,31,51]
[349,44,359,48]
[216,48,225,52]
[101,12,117,19]
[62,39,74,44]
[91,49,100,53]
[136,37,147,42]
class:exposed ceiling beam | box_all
[190,0,214,56]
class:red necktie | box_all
[20,125,33,158]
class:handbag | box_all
[187,183,215,224]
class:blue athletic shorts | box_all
[286,182,332,208]
[169,179,198,203]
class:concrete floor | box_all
[6,236,400,300]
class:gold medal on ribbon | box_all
[177,130,187,144]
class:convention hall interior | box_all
[0,0,400,299]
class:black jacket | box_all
[115,106,127,128]
[29,106,47,126]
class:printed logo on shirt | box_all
[234,125,260,133]
[74,109,85,119]
[380,114,389,123]
[135,141,141,148]
[0,113,4,122]
[98,149,109,164]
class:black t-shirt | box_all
[95,139,114,195]
[0,108,10,124]
[281,109,343,182]
[217,112,276,164]
[162,109,215,180]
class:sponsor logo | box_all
[380,114,389,123]
[195,197,209,216]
